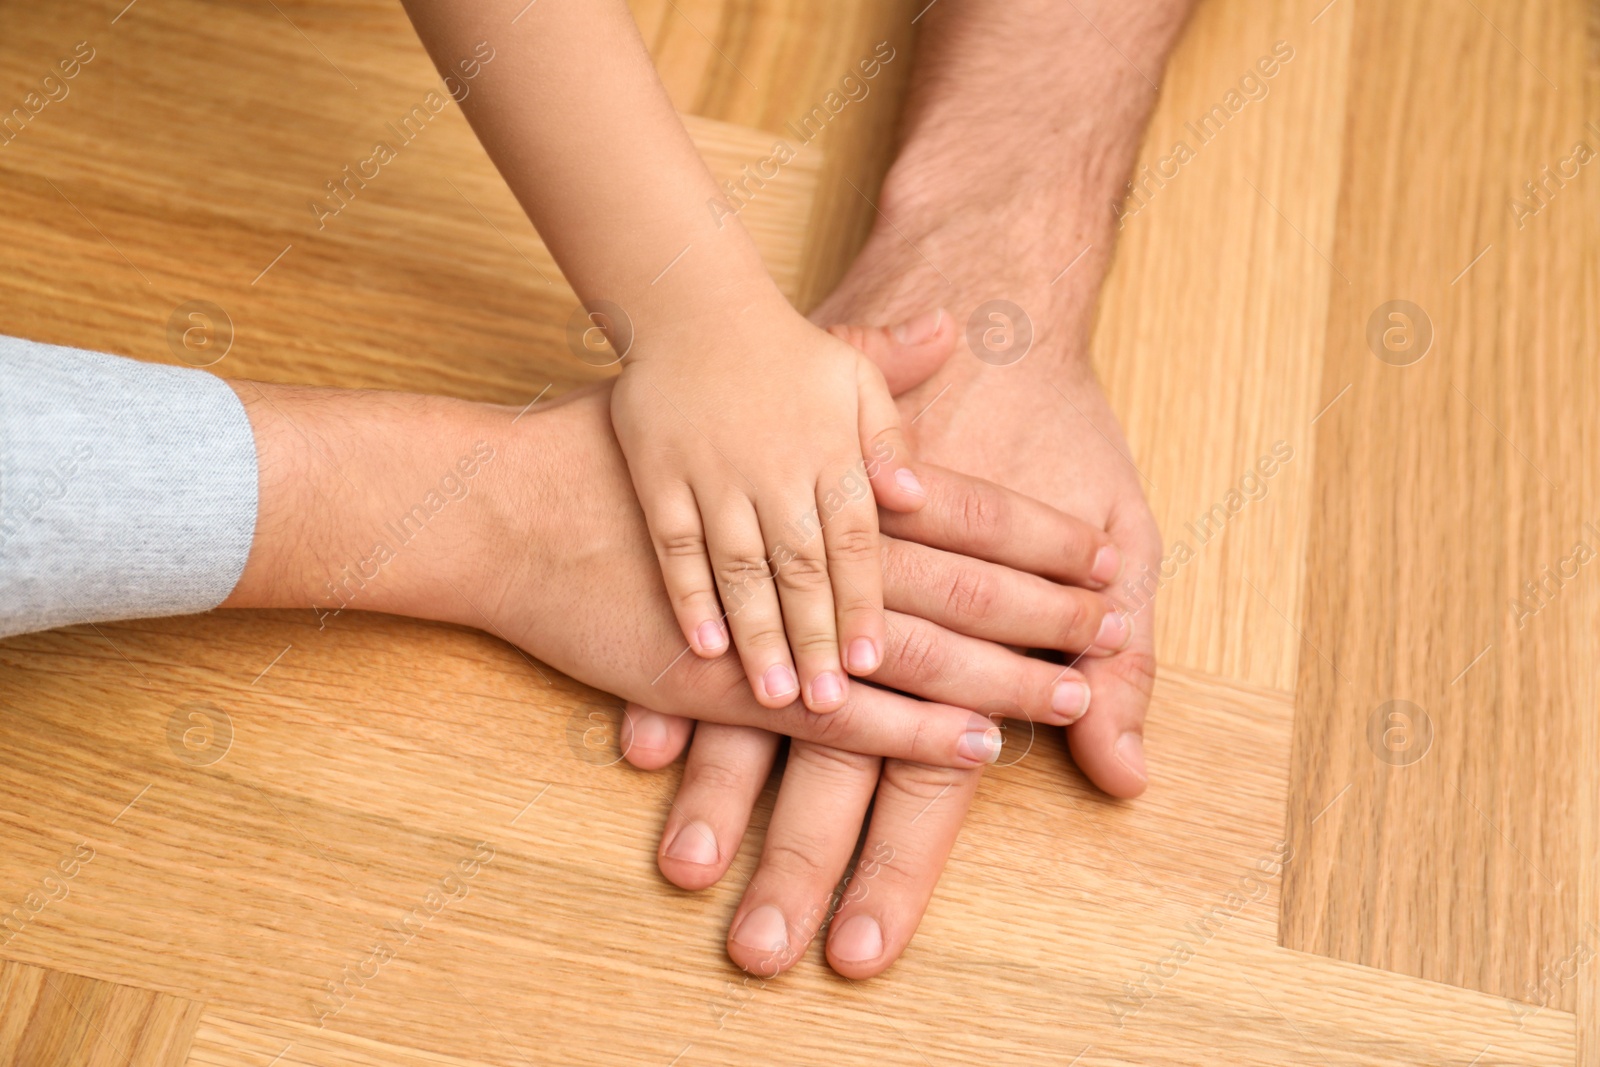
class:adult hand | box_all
[621,316,1157,979]
[222,323,1121,771]
[617,0,1193,977]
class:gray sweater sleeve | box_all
[0,335,259,638]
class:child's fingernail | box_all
[762,664,798,701]
[1052,680,1092,724]
[895,467,925,497]
[831,914,884,963]
[1091,545,1122,585]
[664,820,719,865]
[847,637,879,674]
[958,722,1003,764]
[731,904,789,953]
[1094,611,1131,651]
[810,671,844,706]
[695,619,727,653]
[892,308,944,345]
[1115,732,1148,782]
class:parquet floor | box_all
[0,0,1595,1063]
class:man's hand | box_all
[220,323,1121,769]
[621,0,1193,980]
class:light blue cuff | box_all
[0,336,259,638]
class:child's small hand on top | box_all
[609,293,933,712]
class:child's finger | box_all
[708,493,800,709]
[819,464,887,678]
[855,357,926,513]
[642,485,729,658]
[757,493,847,714]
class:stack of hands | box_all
[224,0,1186,979]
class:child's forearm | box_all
[401,0,782,337]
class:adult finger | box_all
[882,537,1117,654]
[878,465,1121,588]
[644,641,1004,769]
[825,760,982,978]
[619,705,696,770]
[1068,500,1161,798]
[873,610,1091,728]
[825,309,953,396]
[725,742,881,977]
[658,723,781,891]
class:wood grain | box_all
[1280,0,1600,1037]
[0,0,817,406]
[629,0,920,310]
[0,960,203,1067]
[0,0,1594,1063]
[0,606,1576,1063]
[1095,0,1353,693]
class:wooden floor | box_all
[0,0,1595,1063]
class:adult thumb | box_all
[826,308,952,396]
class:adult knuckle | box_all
[686,758,750,797]
[1059,594,1090,642]
[957,482,1010,543]
[883,760,964,803]
[887,623,944,683]
[805,701,861,746]
[791,741,877,779]
[764,839,832,880]
[943,567,996,621]
[1109,646,1158,700]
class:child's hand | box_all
[609,299,936,713]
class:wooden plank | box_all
[0,959,203,1067]
[0,0,817,409]
[0,607,1577,1063]
[629,0,921,310]
[1281,0,1600,1034]
[1094,0,1353,692]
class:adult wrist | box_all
[221,382,528,632]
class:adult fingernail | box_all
[811,671,844,706]
[731,904,789,953]
[1091,545,1122,585]
[957,722,1003,764]
[695,619,727,653]
[892,307,944,345]
[847,637,879,674]
[1115,732,1148,782]
[831,914,884,963]
[629,709,668,752]
[1094,611,1132,651]
[1052,680,1092,724]
[895,467,925,497]
[664,820,719,865]
[763,664,798,701]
